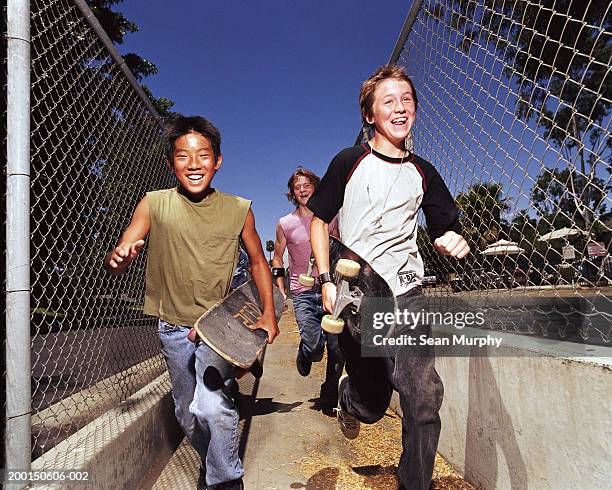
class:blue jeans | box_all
[158,320,243,486]
[338,288,443,490]
[293,290,345,403]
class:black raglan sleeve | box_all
[307,145,367,223]
[417,157,462,240]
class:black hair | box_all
[163,116,221,162]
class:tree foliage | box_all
[532,168,610,225]
[427,0,611,230]
[29,0,177,329]
[531,167,612,246]
[86,0,179,118]
[456,182,510,250]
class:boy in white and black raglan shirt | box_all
[308,65,469,490]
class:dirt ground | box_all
[287,324,474,490]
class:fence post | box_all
[6,0,32,477]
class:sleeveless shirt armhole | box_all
[145,190,160,224]
[239,197,252,230]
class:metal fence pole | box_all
[6,0,32,475]
[71,0,164,128]
[387,0,424,65]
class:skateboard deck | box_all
[328,236,396,339]
[194,280,285,369]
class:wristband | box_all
[272,267,286,278]
[318,272,332,285]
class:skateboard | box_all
[193,280,285,371]
[298,254,316,287]
[321,236,396,339]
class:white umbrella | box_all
[482,240,525,255]
[537,227,588,241]
[486,239,516,247]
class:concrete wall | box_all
[31,372,182,490]
[431,326,612,490]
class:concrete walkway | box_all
[144,307,471,489]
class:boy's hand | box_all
[249,310,280,344]
[187,327,199,343]
[322,282,337,314]
[433,231,470,259]
[279,289,289,312]
[108,240,145,270]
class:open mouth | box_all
[187,175,204,183]
[392,117,407,125]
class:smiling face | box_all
[291,175,315,208]
[366,78,416,155]
[172,132,222,200]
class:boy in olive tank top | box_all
[104,116,278,490]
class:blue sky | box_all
[116,0,413,246]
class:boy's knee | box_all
[191,392,234,425]
[399,378,444,423]
[174,403,197,433]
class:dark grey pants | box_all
[338,288,443,490]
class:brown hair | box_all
[286,167,321,207]
[359,65,418,136]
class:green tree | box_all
[87,0,179,118]
[428,0,611,231]
[532,167,610,233]
[29,0,176,329]
[455,182,510,251]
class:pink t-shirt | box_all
[279,211,336,294]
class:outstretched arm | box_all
[242,209,279,343]
[271,222,288,298]
[310,216,335,313]
[104,196,150,276]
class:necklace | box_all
[368,144,408,230]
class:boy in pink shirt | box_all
[272,168,344,413]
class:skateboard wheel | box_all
[321,314,345,334]
[298,274,315,287]
[335,259,360,278]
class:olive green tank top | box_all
[143,188,251,326]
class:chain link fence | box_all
[4,0,176,464]
[385,0,611,345]
[3,0,611,473]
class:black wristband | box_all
[272,267,286,278]
[318,272,332,285]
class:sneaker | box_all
[296,350,312,377]
[335,374,360,439]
